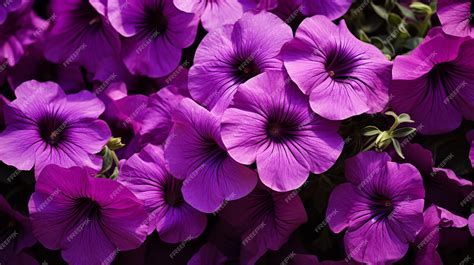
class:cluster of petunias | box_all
[0,0,473,265]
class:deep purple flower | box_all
[438,0,474,37]
[0,3,43,66]
[164,98,258,213]
[414,205,467,265]
[327,151,425,264]
[190,182,307,264]
[0,195,36,264]
[119,144,207,243]
[221,71,343,191]
[28,165,148,265]
[173,0,257,31]
[188,11,293,113]
[299,0,352,19]
[391,28,474,134]
[282,15,391,120]
[467,130,474,167]
[107,0,198,78]
[44,0,121,72]
[0,80,111,176]
[0,0,22,24]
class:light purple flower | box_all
[391,28,474,134]
[119,144,207,243]
[173,0,257,31]
[0,3,44,66]
[438,0,474,37]
[188,11,293,113]
[107,0,198,77]
[0,80,111,176]
[327,151,425,264]
[282,15,391,120]
[44,0,121,72]
[28,165,148,265]
[221,71,343,191]
[164,98,258,213]
[0,195,36,264]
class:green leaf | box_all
[404,37,423,50]
[388,13,402,26]
[371,2,388,19]
[410,2,433,15]
[398,113,415,123]
[392,138,405,159]
[396,3,416,20]
[370,36,385,49]
[107,137,125,151]
[358,30,370,43]
[392,127,417,138]
[361,126,382,136]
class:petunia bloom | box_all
[164,98,258,213]
[119,144,207,243]
[0,0,22,24]
[327,151,425,264]
[107,0,198,78]
[438,0,474,37]
[0,195,36,264]
[0,3,43,66]
[298,0,352,20]
[282,15,391,120]
[221,71,343,191]
[391,28,474,134]
[173,0,257,31]
[28,165,148,265]
[0,80,111,176]
[188,11,293,113]
[44,0,121,72]
[190,182,308,264]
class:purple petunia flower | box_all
[438,0,474,37]
[0,0,22,24]
[0,3,43,66]
[0,195,36,264]
[164,98,258,213]
[188,11,293,113]
[107,0,198,78]
[44,0,121,72]
[298,0,352,19]
[391,28,474,134]
[173,0,257,31]
[221,71,343,191]
[0,80,111,176]
[467,130,474,167]
[414,205,467,265]
[282,15,391,120]
[190,182,307,264]
[327,151,425,264]
[28,165,148,265]
[119,144,207,243]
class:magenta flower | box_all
[119,144,207,243]
[107,0,198,77]
[44,0,121,72]
[0,195,36,263]
[414,205,467,265]
[391,28,474,134]
[221,71,343,191]
[173,0,257,31]
[188,11,293,113]
[438,0,474,37]
[0,3,43,66]
[164,98,258,213]
[0,0,23,24]
[29,165,148,265]
[282,15,391,120]
[0,80,111,176]
[327,151,425,264]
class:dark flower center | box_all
[368,194,395,221]
[144,7,168,34]
[75,198,101,219]
[232,56,261,83]
[427,63,455,95]
[38,115,68,147]
[164,178,185,206]
[265,117,300,143]
[324,46,365,82]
